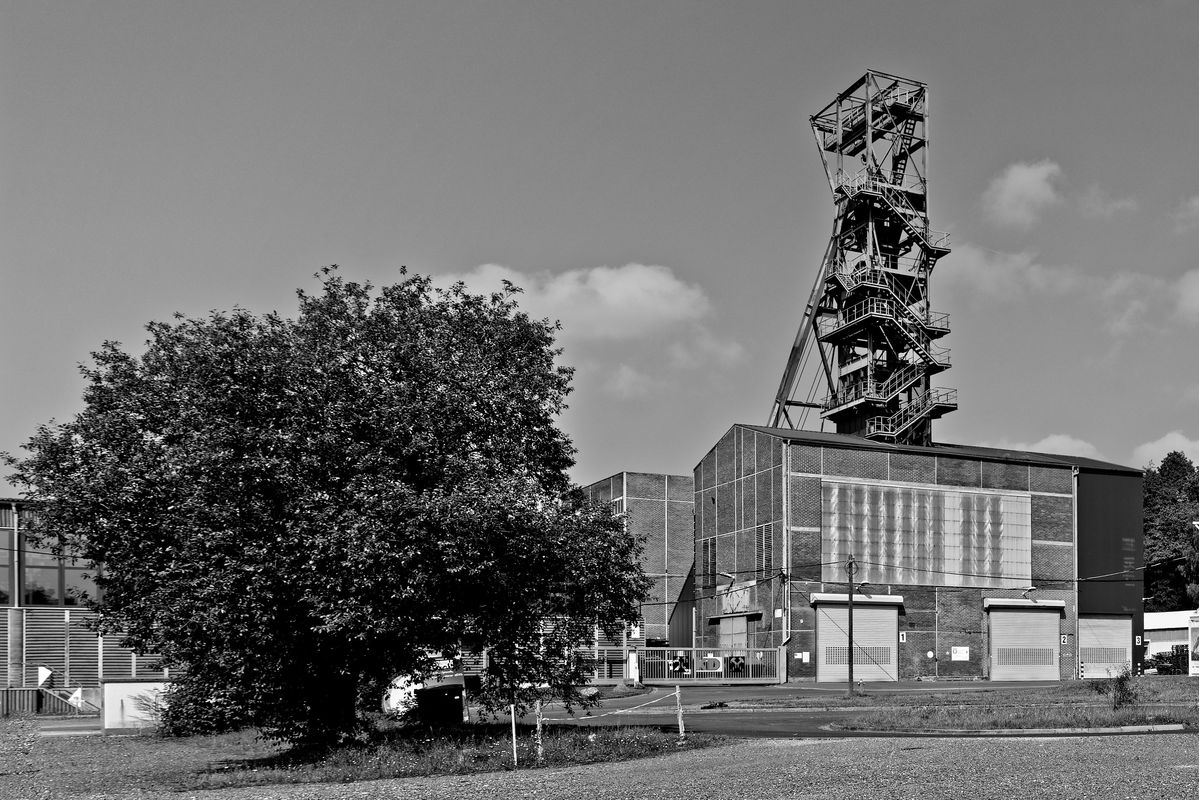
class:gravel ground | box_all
[34,733,1199,800]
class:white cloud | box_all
[667,330,745,369]
[941,242,1197,337]
[981,160,1063,229]
[1078,184,1138,218]
[940,242,1083,299]
[1172,195,1199,233]
[981,434,1105,461]
[1131,431,1199,468]
[437,262,742,402]
[1176,269,1199,322]
[438,262,711,342]
[603,364,662,399]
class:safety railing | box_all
[637,646,786,685]
[823,363,925,412]
[866,388,957,437]
[836,168,922,199]
[817,81,913,151]
[833,171,950,251]
[822,298,951,347]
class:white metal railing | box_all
[637,647,786,685]
[823,362,924,412]
[823,298,951,346]
[819,82,917,151]
[836,168,921,198]
[866,388,957,437]
[833,170,950,251]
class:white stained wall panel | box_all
[990,609,1059,681]
[816,605,898,682]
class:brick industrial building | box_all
[583,472,694,647]
[689,426,1142,681]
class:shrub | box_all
[1087,666,1139,710]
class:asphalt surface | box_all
[525,681,1078,739]
[35,679,1163,740]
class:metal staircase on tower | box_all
[768,71,956,446]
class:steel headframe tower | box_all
[768,70,956,446]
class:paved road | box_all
[33,680,1160,741]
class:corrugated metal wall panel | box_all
[989,609,1059,680]
[1079,616,1131,678]
[816,605,898,682]
[23,608,67,687]
[100,634,135,680]
[0,613,7,686]
[133,652,166,678]
[66,611,99,687]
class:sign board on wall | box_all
[950,646,970,661]
[719,583,753,615]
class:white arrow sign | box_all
[37,666,52,686]
[67,688,83,709]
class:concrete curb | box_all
[820,723,1188,736]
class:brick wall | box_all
[692,428,786,649]
[583,471,694,644]
[684,428,1103,681]
[770,430,1090,681]
[1032,495,1073,542]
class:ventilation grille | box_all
[996,647,1055,666]
[1080,648,1128,665]
[824,646,891,665]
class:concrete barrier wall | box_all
[102,679,166,734]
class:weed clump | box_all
[1087,666,1139,710]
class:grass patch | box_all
[832,674,1199,731]
[716,675,1199,712]
[190,724,720,790]
[0,716,720,796]
[840,702,1198,731]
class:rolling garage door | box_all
[989,608,1059,681]
[816,603,899,682]
[1079,616,1131,678]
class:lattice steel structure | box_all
[769,70,956,446]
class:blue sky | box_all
[3,1,1198,484]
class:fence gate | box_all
[637,647,785,685]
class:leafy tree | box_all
[5,268,649,746]
[1142,451,1199,612]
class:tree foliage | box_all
[5,268,649,745]
[1142,451,1199,612]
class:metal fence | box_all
[637,647,785,685]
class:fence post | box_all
[675,686,686,741]
[534,698,544,765]
[510,704,518,768]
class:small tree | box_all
[5,268,649,746]
[1142,451,1199,612]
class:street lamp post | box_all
[845,556,870,696]
[846,557,856,692]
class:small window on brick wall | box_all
[611,498,625,515]
[756,523,774,577]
